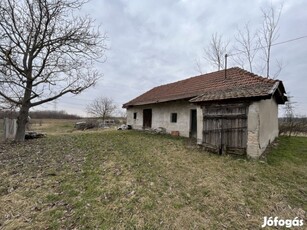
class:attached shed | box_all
[123,67,287,158]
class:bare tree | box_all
[0,0,106,141]
[258,4,283,78]
[117,109,127,119]
[233,23,259,72]
[203,33,229,71]
[86,97,116,121]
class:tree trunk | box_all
[15,80,32,142]
[15,104,30,142]
[266,46,271,78]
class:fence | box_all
[1,118,17,140]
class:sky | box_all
[36,0,307,117]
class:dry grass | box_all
[0,129,306,229]
[28,119,78,134]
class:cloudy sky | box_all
[37,0,307,116]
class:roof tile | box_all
[123,67,284,107]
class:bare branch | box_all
[203,33,229,71]
[194,58,203,74]
[258,3,283,78]
[0,0,107,141]
[272,59,284,79]
[86,97,116,121]
[233,23,259,72]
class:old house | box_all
[123,67,287,158]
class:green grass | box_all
[268,136,307,165]
[0,131,306,229]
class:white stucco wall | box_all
[247,97,279,158]
[126,100,203,142]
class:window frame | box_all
[170,113,177,123]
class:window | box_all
[171,113,177,123]
[133,112,137,119]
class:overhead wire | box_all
[228,35,307,57]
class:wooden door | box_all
[143,109,152,129]
[190,109,197,138]
[202,104,247,155]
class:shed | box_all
[123,67,287,158]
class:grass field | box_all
[0,124,306,229]
[29,119,79,134]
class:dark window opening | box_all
[171,113,177,123]
[133,112,137,119]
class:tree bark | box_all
[15,104,30,142]
[15,81,32,142]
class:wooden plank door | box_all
[202,104,247,155]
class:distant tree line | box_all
[30,110,81,119]
[279,117,307,136]
[0,110,81,119]
[278,94,307,136]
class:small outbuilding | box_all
[123,67,287,158]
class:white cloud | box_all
[37,0,307,116]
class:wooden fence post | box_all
[3,118,17,140]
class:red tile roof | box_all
[123,67,286,108]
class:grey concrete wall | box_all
[247,97,279,158]
[126,100,202,141]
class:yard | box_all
[0,123,306,229]
[29,119,77,134]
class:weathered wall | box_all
[127,97,279,159]
[196,107,203,144]
[247,97,279,158]
[258,97,279,150]
[126,100,202,140]
[126,106,143,130]
[3,118,17,140]
[247,102,260,158]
